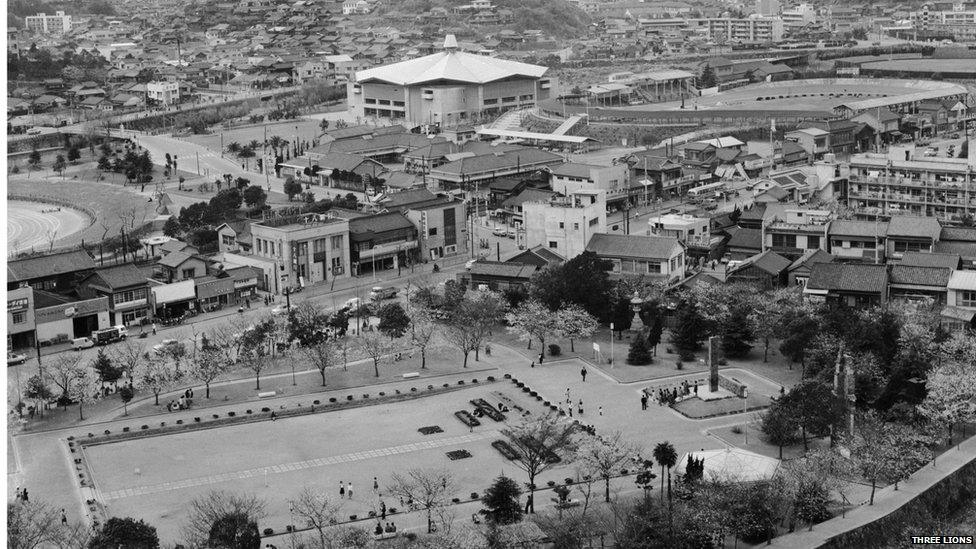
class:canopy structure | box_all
[674,448,780,483]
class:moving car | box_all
[506,228,516,239]
[492,227,507,237]
[153,339,183,356]
[92,325,127,345]
[924,147,938,157]
[7,352,28,365]
[271,304,290,316]
[71,337,95,351]
[342,297,361,310]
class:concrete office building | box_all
[25,11,71,35]
[348,35,553,128]
[523,190,607,260]
[250,213,351,293]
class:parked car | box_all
[924,147,938,157]
[271,305,290,316]
[71,337,95,351]
[7,352,28,365]
[368,286,397,300]
[153,339,183,356]
[492,226,507,237]
[342,297,361,310]
[506,228,516,239]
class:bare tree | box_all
[46,354,85,409]
[505,414,579,513]
[135,355,180,406]
[577,432,637,503]
[8,500,90,549]
[387,468,456,533]
[182,491,267,548]
[111,339,147,380]
[406,303,437,369]
[288,487,341,549]
[246,351,271,390]
[70,367,101,420]
[357,330,391,378]
[189,346,230,398]
[302,339,339,386]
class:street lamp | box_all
[609,323,614,366]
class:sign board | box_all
[7,298,28,312]
[64,306,76,317]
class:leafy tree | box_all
[67,146,81,163]
[185,492,266,549]
[24,374,53,418]
[761,400,799,459]
[793,476,830,531]
[89,517,159,549]
[699,64,717,88]
[720,304,754,359]
[505,414,578,513]
[609,298,633,339]
[778,309,820,369]
[639,299,665,354]
[627,331,652,365]
[208,512,260,549]
[387,468,456,533]
[91,349,122,386]
[162,217,182,238]
[287,302,328,347]
[242,185,267,208]
[530,251,613,321]
[46,354,85,409]
[652,441,678,502]
[9,498,90,549]
[97,156,112,171]
[506,299,560,356]
[556,304,598,352]
[226,141,242,154]
[850,411,931,505]
[445,291,504,367]
[781,380,843,451]
[71,367,100,420]
[209,188,243,218]
[377,302,410,339]
[480,476,523,525]
[179,202,212,229]
[284,177,303,201]
[52,154,67,176]
[119,385,134,416]
[28,148,41,169]
[670,297,705,357]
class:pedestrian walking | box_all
[530,361,535,368]
[599,406,603,416]
[578,399,584,415]
[348,482,353,499]
[568,406,573,417]
[373,477,379,493]
[641,394,648,410]
[694,382,699,395]
[15,487,21,501]
[380,500,387,520]
[566,388,571,401]
[270,411,276,421]
[339,481,345,498]
[485,344,491,357]
[538,353,544,364]
[152,323,157,335]
[580,367,587,382]
[61,509,67,525]
[22,489,28,503]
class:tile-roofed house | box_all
[156,251,209,283]
[458,260,538,291]
[828,219,888,262]
[77,264,151,325]
[886,215,942,258]
[889,265,953,303]
[787,248,834,286]
[7,250,98,292]
[428,148,564,185]
[215,221,253,253]
[585,233,686,281]
[159,239,198,255]
[898,251,961,270]
[507,245,565,269]
[377,189,437,209]
[347,212,418,276]
[944,270,976,330]
[725,227,763,259]
[804,263,888,307]
[936,226,976,269]
[726,250,791,289]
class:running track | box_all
[7,201,90,253]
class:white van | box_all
[71,337,95,351]
[114,325,129,338]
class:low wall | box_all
[769,435,976,548]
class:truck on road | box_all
[91,326,128,345]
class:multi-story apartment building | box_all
[25,11,71,35]
[147,81,180,105]
[688,17,785,42]
[548,163,629,200]
[781,4,816,27]
[523,190,607,260]
[250,213,351,292]
[844,146,976,223]
[648,214,712,249]
[761,208,832,260]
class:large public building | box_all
[348,35,553,129]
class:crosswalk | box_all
[100,430,500,501]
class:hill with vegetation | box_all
[369,0,591,39]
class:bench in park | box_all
[402,372,420,379]
[373,532,399,540]
[257,392,276,399]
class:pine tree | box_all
[671,300,705,358]
[721,305,755,359]
[627,331,653,365]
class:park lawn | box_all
[672,393,771,419]
[183,119,324,153]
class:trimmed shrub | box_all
[503,374,512,379]
[160,422,166,427]
[443,383,450,388]
[286,525,294,533]
[329,398,337,403]
[263,528,274,536]
[246,410,252,414]
[122,427,130,432]
[458,380,465,385]
[451,498,461,504]
[395,389,401,394]
[362,394,369,399]
[227,412,236,417]
[194,417,201,422]
[389,508,397,514]
[261,407,271,412]
[547,480,556,487]
[313,400,320,405]
[529,391,538,397]
[141,425,149,430]
[428,385,435,390]
[67,436,75,441]
[213,414,219,419]
[565,478,574,485]
[347,395,354,401]
[368,511,377,518]
[349,515,357,521]
[176,419,183,425]
[471,492,479,500]
[620,469,629,475]
[88,433,94,438]
[487,376,496,381]
[411,387,417,392]
[104,430,111,435]
[472,379,479,383]
[378,392,385,396]
[548,344,561,356]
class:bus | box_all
[686,182,727,200]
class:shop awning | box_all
[195,277,235,300]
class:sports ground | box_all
[83,384,565,541]
[7,200,92,253]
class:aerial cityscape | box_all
[4,0,976,547]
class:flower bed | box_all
[469,398,505,421]
[446,449,472,461]
[454,410,481,427]
[491,440,519,460]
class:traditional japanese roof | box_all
[82,264,147,289]
[806,263,887,294]
[898,252,960,269]
[889,265,952,287]
[468,261,537,279]
[788,249,834,272]
[947,270,976,291]
[356,34,547,86]
[8,250,96,283]
[348,212,415,240]
[730,250,791,276]
[585,233,683,260]
[887,215,942,239]
[828,219,888,238]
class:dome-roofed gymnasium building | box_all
[348,35,553,128]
